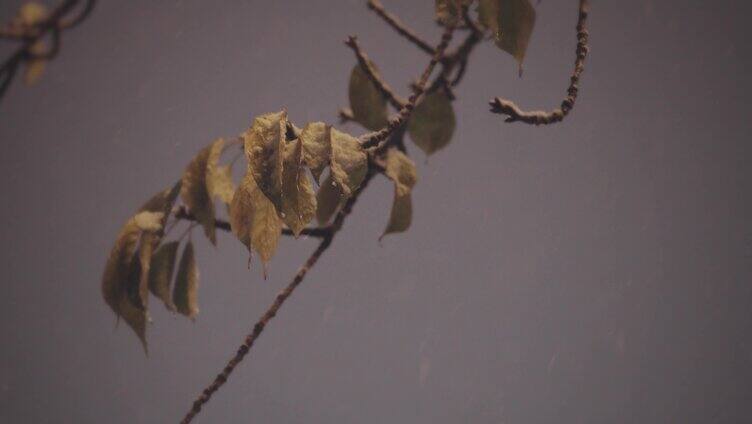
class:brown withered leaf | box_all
[280,138,317,237]
[330,128,367,197]
[299,122,331,183]
[173,241,199,320]
[381,149,418,239]
[101,217,153,353]
[348,64,388,131]
[477,0,500,33]
[208,165,235,205]
[229,174,254,251]
[136,182,181,310]
[206,138,236,205]
[494,0,536,69]
[229,173,282,272]
[131,211,165,312]
[315,173,344,226]
[407,90,456,156]
[181,143,217,245]
[147,241,179,311]
[244,111,286,212]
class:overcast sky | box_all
[1,1,751,423]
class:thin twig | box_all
[57,0,97,30]
[180,173,374,424]
[360,23,458,150]
[489,0,590,125]
[366,0,436,56]
[345,35,407,109]
[180,6,463,420]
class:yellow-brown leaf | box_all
[330,128,367,197]
[381,149,418,238]
[407,90,456,156]
[173,241,199,319]
[229,173,282,270]
[181,144,216,245]
[101,217,150,353]
[299,122,331,183]
[315,173,344,225]
[348,64,388,131]
[280,139,317,237]
[244,111,286,212]
[148,241,179,311]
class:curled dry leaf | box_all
[229,174,254,251]
[173,241,199,320]
[381,149,418,238]
[408,90,456,156]
[181,142,218,245]
[244,111,286,212]
[299,122,331,183]
[206,138,236,205]
[148,241,180,311]
[348,64,388,131]
[102,216,159,353]
[280,138,317,237]
[330,128,367,197]
[136,182,181,312]
[229,174,283,272]
[315,173,344,226]
[130,210,164,310]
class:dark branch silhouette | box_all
[0,0,96,101]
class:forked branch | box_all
[179,13,460,422]
[366,0,436,56]
[345,35,407,109]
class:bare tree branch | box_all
[179,9,463,420]
[366,0,436,56]
[489,0,590,125]
[361,23,458,150]
[345,35,407,109]
[180,172,375,424]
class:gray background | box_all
[1,1,751,423]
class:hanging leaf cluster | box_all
[102,111,374,349]
[232,110,371,265]
[100,0,547,353]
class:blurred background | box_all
[1,1,751,423]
